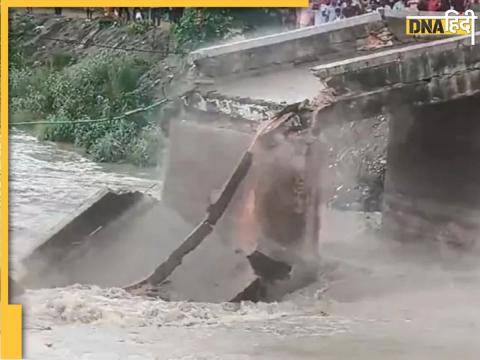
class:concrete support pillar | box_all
[382,95,480,249]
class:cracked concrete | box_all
[310,33,480,129]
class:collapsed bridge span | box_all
[313,32,480,249]
[19,13,480,302]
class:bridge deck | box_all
[311,33,480,129]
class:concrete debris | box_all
[323,114,388,211]
[21,190,189,289]
[247,251,292,281]
[21,188,151,287]
[143,234,262,303]
[20,187,294,303]
[21,100,324,303]
[359,29,394,51]
[161,121,252,229]
[127,104,320,302]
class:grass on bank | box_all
[10,49,165,166]
[8,9,285,166]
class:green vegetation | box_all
[9,9,284,166]
[10,52,163,166]
[173,8,284,51]
[173,9,235,51]
[127,20,154,35]
[9,14,164,166]
[98,16,117,29]
[9,13,37,69]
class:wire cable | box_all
[41,36,169,54]
[11,99,169,127]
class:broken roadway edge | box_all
[309,33,480,129]
[126,110,308,302]
[21,188,277,303]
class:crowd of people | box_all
[105,8,185,24]
[37,7,185,25]
[294,0,480,27]
[32,3,480,29]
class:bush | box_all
[125,124,165,166]
[127,20,154,35]
[172,8,284,51]
[48,50,77,70]
[98,16,116,29]
[11,52,165,166]
[173,9,235,51]
[9,13,37,69]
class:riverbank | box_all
[9,131,161,269]
[9,12,187,166]
[9,9,290,166]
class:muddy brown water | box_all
[10,130,480,359]
[9,130,162,272]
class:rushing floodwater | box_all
[10,130,162,269]
[10,131,480,360]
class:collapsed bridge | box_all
[19,11,480,302]
[313,32,480,248]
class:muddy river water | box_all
[10,131,480,360]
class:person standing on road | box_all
[54,7,62,16]
[151,8,162,26]
[314,0,329,25]
[85,8,94,20]
[297,1,315,27]
[118,8,131,22]
[134,7,143,21]
[169,8,184,23]
[328,0,340,21]
[335,6,346,18]
[342,0,362,17]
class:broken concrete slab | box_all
[20,186,290,303]
[21,188,150,285]
[247,251,292,282]
[162,120,254,245]
[154,247,295,303]
[21,192,192,289]
[22,103,324,302]
[189,13,384,77]
[163,103,326,287]
[164,107,326,261]
[311,33,480,90]
[128,118,304,303]
[190,13,382,61]
[53,200,194,288]
[202,64,325,105]
[153,231,262,303]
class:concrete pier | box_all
[383,95,480,249]
[313,34,480,249]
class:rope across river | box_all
[9,98,169,127]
